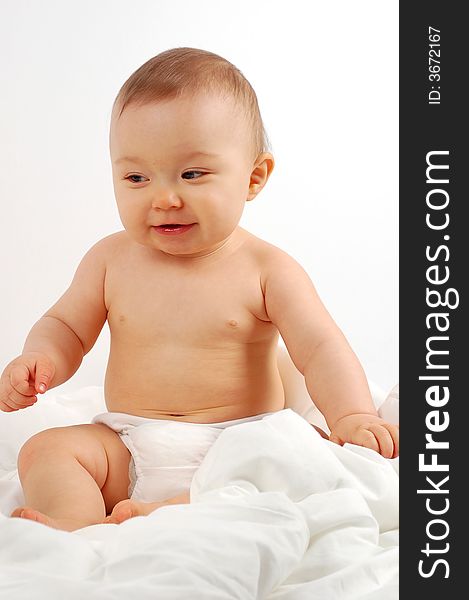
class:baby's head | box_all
[113,47,270,162]
[109,48,274,258]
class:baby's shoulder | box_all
[241,228,300,271]
[85,230,130,263]
[240,230,310,295]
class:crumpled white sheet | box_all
[0,403,398,599]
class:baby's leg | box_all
[11,423,130,531]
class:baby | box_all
[0,48,398,531]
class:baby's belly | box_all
[104,341,285,423]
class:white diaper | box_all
[92,411,274,503]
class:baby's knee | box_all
[17,427,71,476]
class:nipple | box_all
[227,319,238,328]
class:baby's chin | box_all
[157,242,230,260]
[123,224,242,260]
[154,231,242,261]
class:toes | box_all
[114,501,134,523]
[20,508,48,524]
[107,500,134,524]
[10,506,50,525]
[10,507,26,518]
[104,499,165,525]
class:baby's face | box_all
[110,93,263,258]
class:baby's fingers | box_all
[383,423,399,458]
[7,389,37,410]
[0,393,37,412]
[0,373,37,412]
[33,356,54,394]
[352,429,380,454]
[366,424,397,458]
[9,364,36,396]
[330,429,381,454]
[0,396,16,412]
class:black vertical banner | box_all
[400,1,466,594]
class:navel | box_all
[227,319,238,328]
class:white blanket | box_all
[0,392,398,599]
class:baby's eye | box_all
[125,175,147,184]
[182,170,204,180]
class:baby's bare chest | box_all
[105,254,273,346]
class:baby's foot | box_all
[104,492,190,525]
[10,506,85,531]
[103,499,166,524]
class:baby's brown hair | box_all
[113,47,270,160]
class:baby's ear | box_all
[247,153,274,201]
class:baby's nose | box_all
[151,186,183,210]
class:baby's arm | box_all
[0,239,108,411]
[263,249,398,458]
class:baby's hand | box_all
[329,413,399,458]
[0,352,55,412]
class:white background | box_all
[0,0,398,394]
